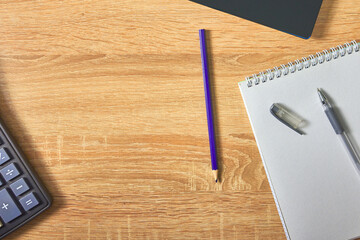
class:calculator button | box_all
[0,163,20,182]
[0,148,10,165]
[0,189,22,223]
[10,178,30,196]
[19,192,39,211]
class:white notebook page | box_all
[239,47,360,240]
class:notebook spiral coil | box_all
[245,40,359,88]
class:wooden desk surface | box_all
[0,0,359,239]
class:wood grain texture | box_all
[0,0,359,239]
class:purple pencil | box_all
[199,29,219,183]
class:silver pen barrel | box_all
[340,132,360,166]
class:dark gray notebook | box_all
[190,0,323,39]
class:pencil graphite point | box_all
[212,170,219,183]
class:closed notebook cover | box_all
[238,41,360,240]
[189,0,323,39]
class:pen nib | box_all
[317,88,327,105]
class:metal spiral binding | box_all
[245,40,359,87]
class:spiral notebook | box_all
[238,41,360,240]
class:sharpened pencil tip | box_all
[212,170,219,183]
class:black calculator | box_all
[0,119,51,238]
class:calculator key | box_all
[0,163,20,182]
[0,189,22,223]
[0,148,10,165]
[19,193,39,211]
[10,178,30,196]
